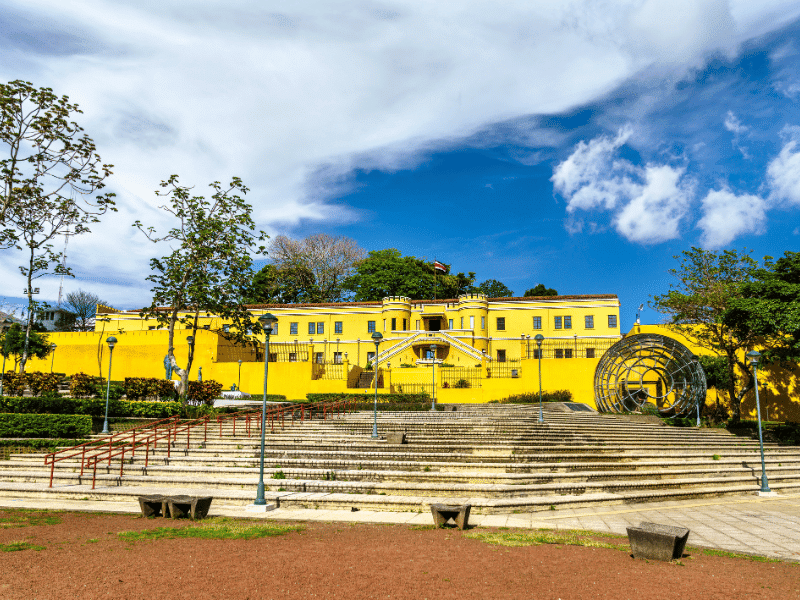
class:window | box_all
[289,352,297,362]
[496,349,506,362]
[333,352,343,364]
[383,319,386,331]
[268,353,277,362]
[270,323,278,335]
[496,317,505,331]
[481,316,485,329]
[608,314,618,328]
[555,348,564,358]
[316,322,324,334]
[564,348,573,359]
[469,316,475,329]
[308,322,316,335]
[533,349,542,359]
[403,318,407,331]
[391,317,397,331]
[586,348,595,359]
[314,352,324,364]
[585,315,594,329]
[149,326,157,330]
[564,316,572,329]
[290,322,298,335]
[448,319,453,329]
[554,316,562,329]
[416,320,420,330]
[533,316,542,330]
[367,351,376,363]
[460,317,464,329]
[223,324,230,333]
[426,348,436,359]
[367,321,376,333]
[334,321,343,334]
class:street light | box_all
[371,331,382,438]
[430,343,437,411]
[534,334,544,423]
[237,359,243,391]
[0,326,8,397]
[748,350,772,495]
[101,336,117,435]
[50,343,57,373]
[254,313,278,506]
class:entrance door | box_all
[427,318,441,331]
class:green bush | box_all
[0,396,182,419]
[454,379,470,389]
[70,372,103,398]
[186,380,224,406]
[1,371,25,396]
[94,384,124,400]
[495,390,573,403]
[306,392,429,404]
[0,413,92,438]
[26,372,62,397]
[124,377,178,401]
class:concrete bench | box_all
[385,432,406,444]
[627,522,690,561]
[430,503,471,529]
[138,495,213,520]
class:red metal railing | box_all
[44,399,354,489]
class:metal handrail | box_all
[54,399,354,489]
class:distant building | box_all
[37,308,77,332]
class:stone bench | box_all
[430,503,471,530]
[138,495,213,520]
[626,522,690,561]
[385,432,406,444]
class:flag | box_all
[433,260,447,273]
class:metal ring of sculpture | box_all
[594,333,706,416]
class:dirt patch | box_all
[0,509,797,599]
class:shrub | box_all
[454,379,470,389]
[27,372,62,397]
[94,383,124,401]
[0,413,92,438]
[306,392,429,404]
[70,372,102,398]
[187,380,223,406]
[1,372,26,397]
[495,390,573,404]
[124,377,178,401]
[0,396,182,418]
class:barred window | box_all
[308,322,315,335]
[368,321,376,333]
[333,352,343,364]
[497,349,506,362]
[290,322,298,335]
[564,316,572,329]
[316,322,324,334]
[497,317,505,331]
[564,349,573,358]
[555,349,564,358]
[608,314,617,328]
[554,316,562,329]
[533,316,542,330]
[586,348,595,359]
[585,315,594,329]
[391,317,397,331]
[334,321,343,334]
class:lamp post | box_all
[371,331,382,438]
[748,351,772,494]
[101,336,117,435]
[534,334,544,423]
[0,328,8,397]
[691,354,701,427]
[254,313,277,506]
[50,343,57,373]
[237,359,242,391]
[430,343,437,411]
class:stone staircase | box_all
[1,403,798,514]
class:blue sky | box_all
[2,1,800,329]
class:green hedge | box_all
[344,401,437,412]
[0,396,182,418]
[0,414,92,438]
[306,392,430,404]
[490,390,573,404]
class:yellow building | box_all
[27,294,622,404]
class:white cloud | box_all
[1,0,799,306]
[697,188,767,248]
[767,127,800,205]
[724,111,748,135]
[553,127,692,244]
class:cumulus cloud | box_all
[552,127,692,244]
[724,110,750,158]
[1,0,799,306]
[697,188,767,248]
[767,126,800,205]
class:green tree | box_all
[134,175,266,399]
[524,284,558,297]
[245,263,318,304]
[476,279,514,297]
[1,80,114,370]
[725,250,800,364]
[651,247,762,421]
[344,249,475,301]
[1,322,50,371]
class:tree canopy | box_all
[651,247,762,420]
[724,250,800,365]
[1,322,50,370]
[524,284,558,297]
[343,249,475,301]
[475,279,514,298]
[135,175,266,399]
[59,289,106,331]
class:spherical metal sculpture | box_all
[594,333,706,416]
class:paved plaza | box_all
[2,491,798,561]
